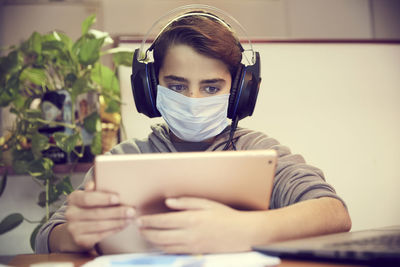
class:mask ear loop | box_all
[138,4,256,65]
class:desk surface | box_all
[8,253,370,267]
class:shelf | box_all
[0,162,92,176]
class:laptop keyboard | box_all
[327,234,400,252]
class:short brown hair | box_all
[152,12,243,78]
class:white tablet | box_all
[94,149,277,254]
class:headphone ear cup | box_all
[147,62,158,98]
[228,64,244,119]
[228,52,261,120]
[130,49,161,118]
[145,62,160,117]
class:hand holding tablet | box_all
[94,150,277,254]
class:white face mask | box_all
[156,85,230,142]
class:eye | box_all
[168,84,187,93]
[203,86,220,94]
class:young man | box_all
[35,10,351,254]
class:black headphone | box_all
[130,6,261,122]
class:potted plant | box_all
[0,14,132,250]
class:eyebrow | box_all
[200,78,226,85]
[164,75,189,83]
[163,75,226,84]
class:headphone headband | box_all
[138,4,256,65]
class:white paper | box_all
[82,251,280,267]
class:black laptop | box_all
[253,225,400,265]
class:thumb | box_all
[165,197,221,210]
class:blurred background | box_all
[0,0,399,255]
[1,0,400,47]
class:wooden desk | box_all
[8,254,95,266]
[8,253,369,267]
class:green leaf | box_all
[6,72,19,90]
[105,98,120,113]
[41,32,73,64]
[21,32,42,55]
[82,14,96,35]
[0,88,16,107]
[83,111,101,134]
[12,160,32,174]
[12,149,35,174]
[31,133,49,159]
[12,93,26,110]
[0,171,7,197]
[48,183,60,204]
[91,63,120,94]
[37,176,72,207]
[77,37,104,66]
[41,40,65,52]
[56,176,73,195]
[88,29,113,45]
[0,213,24,235]
[30,32,42,55]
[37,191,46,208]
[1,50,21,73]
[0,73,19,107]
[20,68,47,86]
[41,31,59,42]
[53,132,81,153]
[30,223,42,251]
[38,186,59,207]
[70,77,90,101]
[72,36,84,57]
[90,131,102,155]
[112,51,134,67]
[56,32,74,51]
[27,157,53,180]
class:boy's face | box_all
[158,44,232,98]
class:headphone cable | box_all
[223,116,239,151]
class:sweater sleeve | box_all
[34,139,145,254]
[269,146,344,209]
[233,129,346,209]
[34,168,94,254]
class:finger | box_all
[84,180,95,191]
[165,197,220,210]
[71,226,126,250]
[137,212,188,229]
[140,228,186,246]
[68,190,120,208]
[66,205,135,221]
[67,219,131,236]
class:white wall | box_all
[100,0,399,39]
[119,42,400,232]
[286,0,372,38]
[0,2,102,48]
[243,43,400,232]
